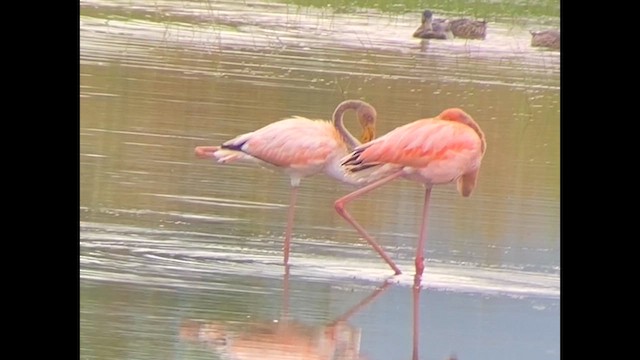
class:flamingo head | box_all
[356,105,377,143]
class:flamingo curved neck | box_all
[457,119,486,154]
[332,100,365,149]
[440,108,487,154]
[464,121,486,154]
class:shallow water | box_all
[80,1,560,359]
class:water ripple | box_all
[80,221,559,298]
[81,0,559,92]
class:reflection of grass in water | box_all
[281,0,560,18]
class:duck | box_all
[412,10,452,39]
[529,29,560,50]
[413,10,487,40]
[448,17,487,40]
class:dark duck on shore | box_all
[530,29,560,50]
[413,10,487,40]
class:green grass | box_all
[276,0,560,19]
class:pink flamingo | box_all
[194,100,401,272]
[334,108,487,279]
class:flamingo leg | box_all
[325,279,393,352]
[334,172,404,275]
[283,186,299,267]
[414,186,433,278]
[330,280,392,325]
[281,265,291,321]
[412,273,422,360]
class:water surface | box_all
[80,1,560,359]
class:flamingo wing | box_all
[223,117,345,171]
[348,119,480,167]
[342,118,484,186]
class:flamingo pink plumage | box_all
[334,108,487,279]
[194,100,391,269]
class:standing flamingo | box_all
[334,108,486,279]
[195,100,401,272]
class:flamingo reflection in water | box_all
[195,100,402,274]
[179,271,461,359]
[411,275,460,360]
[179,269,392,359]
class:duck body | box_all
[530,30,560,50]
[413,10,486,40]
[448,18,487,40]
